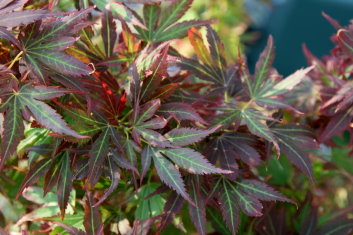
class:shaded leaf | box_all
[94,154,120,206]
[83,192,103,235]
[57,152,73,219]
[17,158,52,199]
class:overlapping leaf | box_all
[134,0,210,43]
[19,8,93,83]
[216,178,291,234]
[0,84,85,169]
[271,124,317,183]
[0,0,50,28]
[131,99,170,147]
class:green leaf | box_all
[57,152,73,219]
[153,20,211,43]
[162,148,230,174]
[143,3,161,41]
[154,0,193,37]
[135,183,165,220]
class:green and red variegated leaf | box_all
[135,127,171,148]
[29,37,77,51]
[111,149,139,175]
[120,0,176,3]
[27,8,93,46]
[20,96,86,138]
[154,20,212,43]
[16,158,52,199]
[206,26,227,70]
[0,0,26,12]
[337,29,353,57]
[272,125,317,183]
[57,152,73,219]
[218,133,261,167]
[158,102,207,124]
[256,97,301,113]
[235,180,293,203]
[102,10,116,58]
[212,106,241,128]
[134,99,160,124]
[253,35,275,93]
[165,126,220,147]
[188,27,212,65]
[154,0,193,36]
[259,66,314,98]
[0,10,50,28]
[84,192,104,235]
[21,85,73,100]
[141,146,153,184]
[177,57,225,87]
[94,154,120,207]
[110,2,147,30]
[150,83,179,100]
[0,99,24,170]
[0,27,22,49]
[52,222,86,235]
[218,178,240,235]
[151,147,193,203]
[241,109,279,154]
[224,179,263,217]
[138,116,167,129]
[123,139,141,168]
[162,148,231,174]
[30,50,92,77]
[188,176,207,235]
[157,191,185,234]
[317,219,353,235]
[319,109,353,142]
[43,157,62,196]
[142,3,161,41]
[87,128,110,187]
[140,44,169,101]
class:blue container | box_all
[246,0,353,75]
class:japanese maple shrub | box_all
[0,0,349,234]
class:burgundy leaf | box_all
[84,192,103,235]
[0,10,50,28]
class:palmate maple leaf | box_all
[0,82,86,169]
